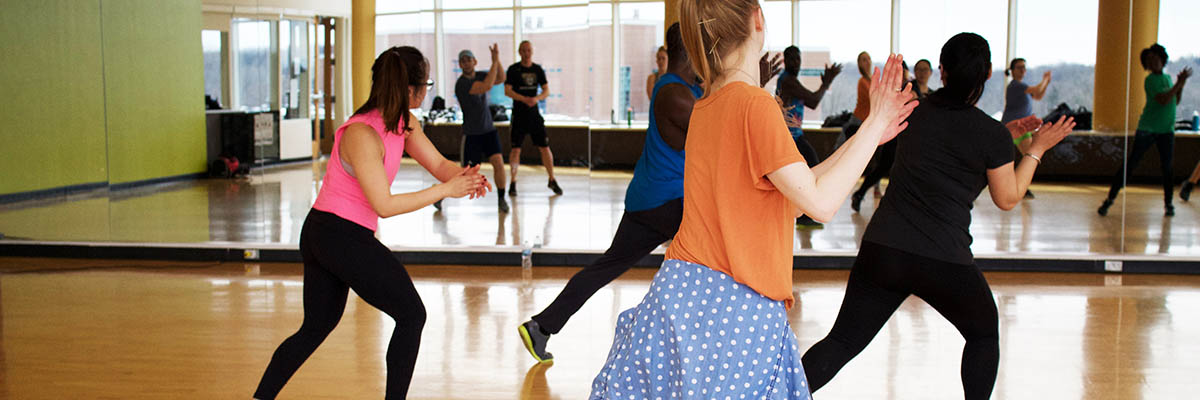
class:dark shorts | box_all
[462,130,502,166]
[511,109,548,148]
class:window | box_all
[797,0,890,120]
[232,19,278,112]
[377,0,432,14]
[202,30,225,107]
[280,20,310,119]
[899,0,1007,116]
[618,2,664,121]
[376,13,436,110]
[1159,0,1200,126]
[442,0,511,10]
[588,3,615,123]
[523,6,590,120]
[1016,0,1098,118]
[763,0,792,52]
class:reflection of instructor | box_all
[456,44,510,213]
[505,40,563,196]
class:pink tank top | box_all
[312,109,408,231]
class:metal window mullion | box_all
[434,0,446,101]
[1006,0,1019,85]
[611,1,620,122]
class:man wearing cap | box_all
[456,44,510,213]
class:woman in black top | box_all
[801,33,1074,400]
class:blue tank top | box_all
[775,70,805,137]
[624,73,703,212]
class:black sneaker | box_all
[796,215,824,229]
[518,320,554,363]
[548,180,563,196]
[499,197,510,213]
[1098,199,1113,216]
[1181,182,1194,202]
[509,182,518,197]
[1024,190,1035,199]
[850,191,865,213]
[1166,204,1175,217]
[433,199,443,211]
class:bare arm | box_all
[534,83,550,102]
[339,123,488,218]
[767,55,917,222]
[1155,68,1192,105]
[646,74,656,101]
[986,116,1074,210]
[1026,71,1052,100]
[654,84,697,151]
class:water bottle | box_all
[521,240,533,282]
[1192,111,1198,131]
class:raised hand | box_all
[759,52,783,87]
[489,43,500,65]
[1029,116,1075,155]
[1006,115,1042,140]
[822,63,843,86]
[868,54,919,145]
[1180,67,1193,81]
[1043,70,1053,81]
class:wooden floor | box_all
[2,160,1200,258]
[1,257,1198,399]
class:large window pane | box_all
[524,6,590,121]
[1159,0,1200,123]
[376,0,432,14]
[618,1,664,122]
[1016,0,1098,119]
[202,30,224,108]
[589,3,614,123]
[764,0,791,52]
[233,19,278,112]
[798,0,890,120]
[377,13,436,110]
[444,10,515,109]
[442,0,512,10]
[522,0,586,7]
[898,0,1006,116]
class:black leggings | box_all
[255,209,426,400]
[801,241,999,400]
[853,140,897,198]
[794,135,821,167]
[532,198,683,334]
[1106,131,1175,203]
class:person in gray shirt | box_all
[456,45,509,213]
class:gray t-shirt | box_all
[1001,80,1032,124]
[455,71,494,136]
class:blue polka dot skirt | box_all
[590,259,812,399]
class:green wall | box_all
[0,0,205,195]
[0,0,109,195]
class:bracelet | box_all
[1024,153,1042,164]
[1013,131,1034,146]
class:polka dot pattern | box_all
[590,260,812,399]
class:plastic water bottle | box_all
[1192,111,1198,131]
[521,240,533,282]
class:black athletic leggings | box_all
[255,209,426,400]
[532,198,683,334]
[801,241,999,400]
[1106,131,1175,203]
[854,140,897,198]
[794,135,821,167]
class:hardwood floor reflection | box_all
[1,257,1198,399]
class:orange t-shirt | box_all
[665,82,807,309]
[853,77,871,120]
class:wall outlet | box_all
[1104,260,1123,272]
[244,249,260,260]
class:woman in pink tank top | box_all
[255,46,491,400]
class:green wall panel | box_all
[102,0,206,184]
[0,0,108,195]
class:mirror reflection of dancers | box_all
[800,33,1074,400]
[505,40,563,196]
[646,45,668,101]
[1002,57,1052,199]
[776,45,842,226]
[253,46,490,400]
[589,0,917,397]
[851,61,921,213]
[1098,44,1192,217]
[455,44,510,213]
[518,23,709,363]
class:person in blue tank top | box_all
[517,23,781,363]
[775,45,841,227]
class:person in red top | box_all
[588,0,916,397]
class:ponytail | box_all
[355,46,428,134]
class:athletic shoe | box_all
[1097,199,1113,216]
[1165,204,1175,217]
[433,199,442,211]
[548,180,563,196]
[509,182,518,197]
[518,320,554,363]
[499,197,510,213]
[796,215,824,229]
[1181,182,1194,202]
[1024,190,1035,199]
[850,191,865,213]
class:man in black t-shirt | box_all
[505,40,562,196]
[455,45,509,213]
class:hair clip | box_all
[709,37,720,54]
[698,18,716,26]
